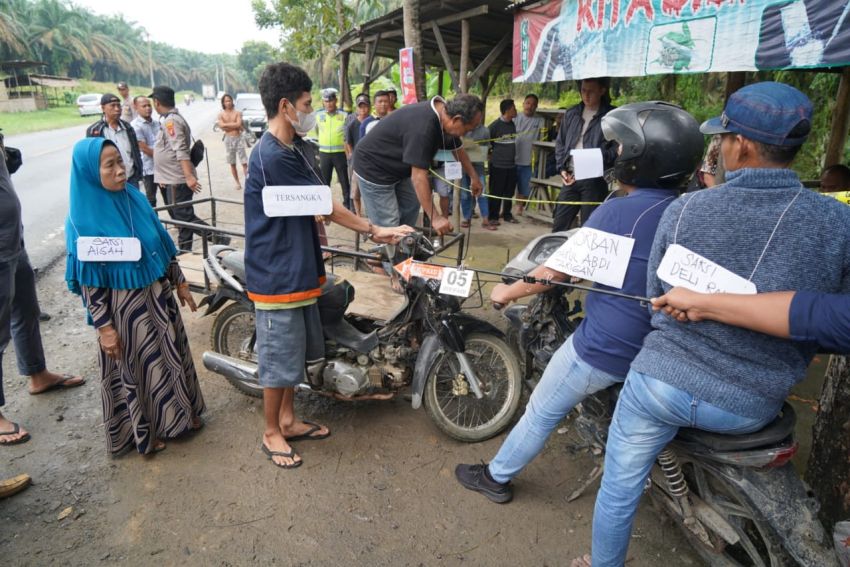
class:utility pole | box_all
[221,62,227,93]
[147,32,155,88]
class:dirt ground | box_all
[0,128,707,566]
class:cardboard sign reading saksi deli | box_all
[657,243,757,295]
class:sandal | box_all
[284,420,330,442]
[482,222,497,231]
[460,220,471,228]
[0,422,30,446]
[29,374,86,395]
[262,443,302,469]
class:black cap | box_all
[355,94,370,106]
[101,93,120,105]
[149,85,175,106]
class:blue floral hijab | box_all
[65,138,177,294]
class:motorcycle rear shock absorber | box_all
[658,449,688,498]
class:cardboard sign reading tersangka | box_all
[657,244,757,295]
[262,185,333,217]
[544,227,635,288]
[570,148,604,180]
[76,237,142,262]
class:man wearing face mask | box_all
[353,93,485,235]
[245,63,414,469]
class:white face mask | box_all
[286,101,316,135]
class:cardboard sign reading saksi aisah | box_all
[262,185,333,217]
[76,237,142,262]
[444,161,463,180]
[657,243,757,295]
[544,227,635,288]
[439,267,474,297]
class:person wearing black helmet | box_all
[454,102,703,505]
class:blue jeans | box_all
[356,173,420,228]
[0,250,47,406]
[591,370,772,566]
[460,164,488,221]
[489,335,622,484]
[516,164,533,197]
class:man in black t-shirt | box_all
[488,99,518,224]
[344,93,370,216]
[353,93,484,235]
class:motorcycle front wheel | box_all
[210,302,262,398]
[423,333,522,443]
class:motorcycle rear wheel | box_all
[423,333,522,443]
[210,302,262,398]
[656,461,792,567]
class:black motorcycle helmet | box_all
[601,101,703,189]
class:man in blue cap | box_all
[579,82,850,567]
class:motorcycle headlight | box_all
[530,236,567,264]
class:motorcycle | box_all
[199,232,522,443]
[499,231,837,566]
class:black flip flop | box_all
[0,423,31,446]
[29,374,86,395]
[284,420,331,442]
[262,444,302,469]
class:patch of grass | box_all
[0,106,93,135]
[0,79,201,136]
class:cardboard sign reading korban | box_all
[544,227,635,288]
[657,244,757,294]
[262,185,333,217]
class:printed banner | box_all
[399,47,418,104]
[513,0,850,83]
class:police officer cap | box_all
[321,88,338,101]
[149,86,176,106]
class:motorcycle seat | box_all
[221,250,246,282]
[675,402,796,452]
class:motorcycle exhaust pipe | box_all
[202,351,260,387]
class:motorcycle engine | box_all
[323,361,369,397]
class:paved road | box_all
[6,100,221,270]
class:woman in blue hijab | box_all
[66,138,205,456]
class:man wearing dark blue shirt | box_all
[246,63,412,470]
[454,102,703,503]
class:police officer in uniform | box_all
[150,86,215,252]
[314,88,352,211]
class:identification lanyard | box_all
[430,97,461,180]
[658,188,803,294]
[258,133,333,217]
[70,190,142,262]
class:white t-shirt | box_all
[574,107,597,150]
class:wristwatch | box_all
[364,222,374,240]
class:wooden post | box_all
[824,67,850,167]
[459,19,470,93]
[339,50,352,111]
[453,19,471,230]
[437,69,444,96]
[725,71,746,101]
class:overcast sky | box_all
[75,0,281,55]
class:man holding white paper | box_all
[552,78,618,232]
[455,102,702,506]
[588,82,850,567]
[245,63,413,470]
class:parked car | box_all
[76,93,102,116]
[235,93,267,138]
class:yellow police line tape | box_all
[465,126,549,146]
[825,191,850,205]
[428,167,604,206]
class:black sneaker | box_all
[455,463,513,503]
